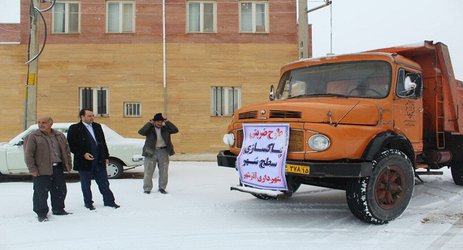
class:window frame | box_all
[186,1,217,33]
[211,86,241,117]
[79,87,110,116]
[106,1,136,33]
[123,102,142,117]
[239,1,269,33]
[396,68,423,99]
[52,1,81,34]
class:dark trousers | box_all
[33,165,67,216]
[79,163,115,206]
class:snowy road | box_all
[0,161,462,250]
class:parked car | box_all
[0,123,144,179]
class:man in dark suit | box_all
[67,109,120,210]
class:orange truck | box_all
[217,41,463,224]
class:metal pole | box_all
[162,0,167,115]
[297,0,309,59]
[25,0,40,129]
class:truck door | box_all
[393,69,424,152]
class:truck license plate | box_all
[285,164,310,175]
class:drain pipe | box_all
[162,0,167,115]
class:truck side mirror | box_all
[404,76,417,92]
[269,85,275,101]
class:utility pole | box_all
[297,0,309,59]
[298,0,332,59]
[25,0,41,129]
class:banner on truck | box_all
[237,124,290,191]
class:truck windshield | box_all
[276,61,392,100]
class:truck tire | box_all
[346,149,414,224]
[451,162,463,185]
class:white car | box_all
[0,123,144,179]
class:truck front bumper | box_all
[217,150,372,178]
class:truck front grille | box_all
[238,111,258,119]
[269,110,302,119]
[235,128,304,152]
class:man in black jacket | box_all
[138,113,179,194]
[67,109,119,210]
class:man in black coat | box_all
[67,109,119,210]
[138,113,179,194]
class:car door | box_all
[6,139,28,171]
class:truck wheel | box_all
[451,162,463,185]
[346,149,414,224]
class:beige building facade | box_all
[0,0,311,154]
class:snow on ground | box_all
[1,161,462,250]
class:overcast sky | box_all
[308,0,463,78]
[1,0,462,78]
[0,0,20,23]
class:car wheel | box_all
[346,149,414,224]
[107,158,124,179]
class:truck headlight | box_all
[223,133,235,146]
[308,134,330,151]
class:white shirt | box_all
[155,127,167,148]
[83,122,97,142]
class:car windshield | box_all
[7,124,124,145]
[275,61,392,100]
[101,125,124,141]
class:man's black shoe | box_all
[85,204,96,210]
[159,189,167,194]
[38,215,48,222]
[52,210,71,215]
[105,203,120,209]
[144,191,151,194]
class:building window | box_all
[80,87,109,116]
[239,1,268,33]
[52,2,80,33]
[187,1,217,33]
[106,1,135,33]
[124,102,141,117]
[211,87,241,116]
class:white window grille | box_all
[211,87,241,116]
[124,102,141,117]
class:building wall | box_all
[0,0,310,154]
[0,24,20,43]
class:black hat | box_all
[153,113,165,121]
